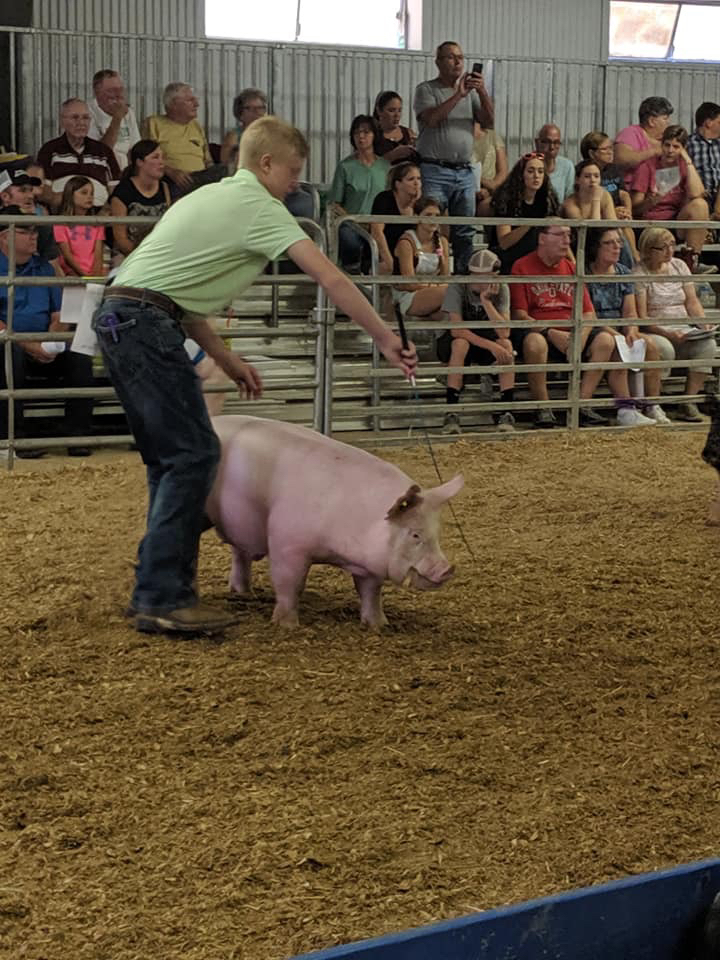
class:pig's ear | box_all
[423,473,464,509]
[385,484,423,520]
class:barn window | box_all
[609,1,720,61]
[205,0,421,50]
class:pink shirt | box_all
[615,124,652,188]
[53,224,105,276]
[631,157,687,220]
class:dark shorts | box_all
[436,331,497,367]
[511,326,602,362]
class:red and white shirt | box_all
[511,251,594,331]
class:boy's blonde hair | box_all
[239,115,308,170]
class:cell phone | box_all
[472,62,483,76]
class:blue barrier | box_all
[291,858,720,960]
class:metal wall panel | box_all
[604,63,720,136]
[32,0,204,37]
[272,46,434,183]
[425,0,605,63]
[17,33,272,165]
[16,28,720,186]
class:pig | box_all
[204,415,464,628]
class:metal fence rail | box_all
[0,213,327,467]
[327,213,720,438]
[2,212,719,468]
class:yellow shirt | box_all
[142,115,211,172]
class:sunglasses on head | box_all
[522,152,544,162]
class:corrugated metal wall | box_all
[17,0,720,185]
[424,0,606,62]
[17,28,720,184]
[32,0,203,37]
[18,32,272,162]
[604,64,720,135]
[32,0,608,62]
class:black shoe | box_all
[68,446,92,457]
[580,407,609,426]
[15,448,47,459]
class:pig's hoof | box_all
[229,582,251,595]
[361,614,388,632]
[271,607,299,628]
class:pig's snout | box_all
[408,563,455,590]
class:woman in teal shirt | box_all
[328,114,389,269]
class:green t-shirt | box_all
[114,169,309,315]
[327,154,390,214]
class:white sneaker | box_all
[616,407,657,427]
[644,404,671,424]
[496,411,516,432]
[441,412,462,435]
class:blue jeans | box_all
[92,297,220,614]
[419,163,476,274]
[286,187,315,221]
[338,222,370,269]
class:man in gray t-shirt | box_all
[413,41,494,273]
[535,123,575,201]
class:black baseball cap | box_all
[0,204,30,231]
[8,169,42,187]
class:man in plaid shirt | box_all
[687,102,720,220]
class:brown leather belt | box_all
[102,285,183,319]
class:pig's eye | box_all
[411,532,422,540]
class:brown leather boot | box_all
[134,603,238,634]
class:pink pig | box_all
[205,416,464,628]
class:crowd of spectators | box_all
[2,47,720,452]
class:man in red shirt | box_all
[511,223,615,428]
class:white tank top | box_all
[401,230,441,275]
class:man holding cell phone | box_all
[413,41,494,274]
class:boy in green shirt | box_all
[94,116,417,635]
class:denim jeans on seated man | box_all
[92,298,220,614]
[337,221,371,271]
[285,186,315,221]
[0,345,94,441]
[420,162,476,274]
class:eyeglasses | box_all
[538,138,562,147]
[650,241,676,250]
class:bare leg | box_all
[353,573,387,630]
[687,369,709,396]
[496,337,515,392]
[229,545,252,594]
[580,331,614,400]
[640,334,662,399]
[268,544,310,627]
[523,332,549,401]
[678,196,710,254]
[606,348,631,398]
[407,284,449,316]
